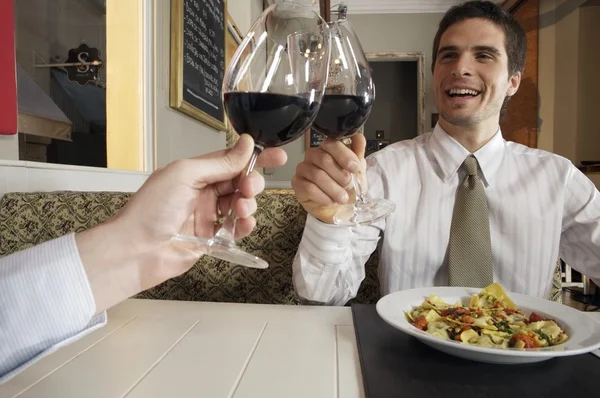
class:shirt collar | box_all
[429,124,505,187]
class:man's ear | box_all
[506,71,522,97]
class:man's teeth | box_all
[448,88,479,96]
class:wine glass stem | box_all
[351,172,368,205]
[342,137,368,205]
[213,146,262,243]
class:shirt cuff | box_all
[0,233,106,384]
[302,214,354,262]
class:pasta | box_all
[406,283,569,349]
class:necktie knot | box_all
[463,155,478,176]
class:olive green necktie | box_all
[447,155,494,287]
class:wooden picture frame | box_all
[366,52,426,136]
[169,0,228,132]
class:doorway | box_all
[364,52,425,157]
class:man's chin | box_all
[439,113,478,128]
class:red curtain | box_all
[0,0,17,135]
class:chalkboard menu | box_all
[170,0,227,131]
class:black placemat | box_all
[352,304,600,398]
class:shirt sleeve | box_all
[559,165,600,286]
[292,157,388,305]
[0,233,106,384]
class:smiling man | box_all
[290,1,600,305]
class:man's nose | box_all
[451,54,473,77]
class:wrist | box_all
[75,219,145,313]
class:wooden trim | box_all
[142,0,156,172]
[106,0,145,171]
[319,0,331,22]
[366,52,427,136]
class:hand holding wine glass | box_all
[294,17,395,226]
[173,2,331,269]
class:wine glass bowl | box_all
[173,2,331,268]
[311,18,395,226]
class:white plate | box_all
[376,286,600,364]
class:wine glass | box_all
[172,2,331,268]
[311,17,395,226]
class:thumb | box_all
[192,134,255,186]
[350,133,366,161]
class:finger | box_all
[255,147,288,168]
[231,216,257,240]
[212,170,265,200]
[295,163,348,205]
[218,195,258,219]
[193,192,220,239]
[179,134,255,188]
[291,175,339,207]
[308,149,352,189]
[350,133,367,162]
[237,170,265,198]
[319,138,362,173]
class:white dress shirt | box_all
[0,233,106,384]
[293,125,600,305]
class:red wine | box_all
[312,94,372,139]
[224,92,318,148]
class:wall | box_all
[264,12,443,183]
[228,0,263,35]
[577,4,600,163]
[552,1,580,163]
[0,137,18,160]
[153,0,225,168]
[537,0,556,152]
[153,0,263,168]
[538,0,600,164]
[364,61,418,148]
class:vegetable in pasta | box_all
[406,283,569,349]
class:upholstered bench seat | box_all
[0,190,561,304]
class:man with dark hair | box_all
[291,1,600,305]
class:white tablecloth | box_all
[1,299,599,398]
[0,299,364,398]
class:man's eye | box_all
[477,53,493,60]
[441,53,456,60]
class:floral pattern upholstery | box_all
[0,190,562,304]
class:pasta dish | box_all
[406,283,569,349]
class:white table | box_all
[0,299,365,398]
[2,300,599,398]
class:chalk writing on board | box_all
[181,0,225,122]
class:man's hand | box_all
[292,134,366,223]
[76,134,287,313]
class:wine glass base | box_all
[207,236,269,269]
[172,233,212,255]
[333,198,396,226]
[171,234,268,269]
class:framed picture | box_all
[169,0,229,131]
